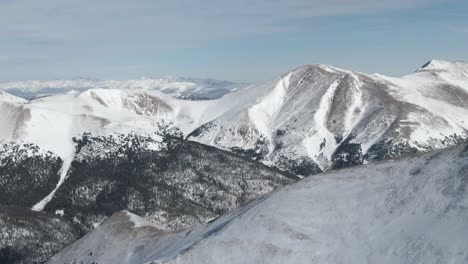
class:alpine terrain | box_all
[0,60,467,263]
[189,60,468,174]
[0,77,246,100]
[48,143,468,264]
[0,130,296,263]
[1,60,467,176]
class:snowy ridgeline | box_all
[0,60,467,264]
[49,143,468,264]
[1,60,468,178]
[0,76,246,100]
[188,60,468,174]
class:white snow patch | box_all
[32,152,75,211]
[126,211,166,230]
[248,73,291,153]
[55,209,65,216]
[302,79,341,170]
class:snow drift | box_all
[48,143,468,264]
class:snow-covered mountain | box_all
[0,132,296,263]
[43,134,296,232]
[0,60,467,177]
[1,60,468,263]
[47,143,468,264]
[0,76,246,100]
[189,60,468,173]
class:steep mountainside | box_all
[0,77,246,100]
[1,60,467,177]
[0,128,298,231]
[189,60,468,174]
[0,132,295,263]
[0,142,62,207]
[42,133,296,233]
[1,60,467,263]
[48,143,468,264]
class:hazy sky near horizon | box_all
[0,0,467,83]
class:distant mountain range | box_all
[0,76,247,100]
[1,60,468,263]
[1,60,467,175]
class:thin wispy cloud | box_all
[0,0,466,82]
[0,0,454,43]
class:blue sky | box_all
[0,0,467,83]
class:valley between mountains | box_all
[1,60,468,263]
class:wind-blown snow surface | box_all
[0,76,246,100]
[1,60,468,178]
[48,143,468,264]
[190,60,468,173]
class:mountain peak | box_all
[418,59,468,72]
[293,63,351,74]
[420,59,448,70]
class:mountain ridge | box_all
[0,76,247,100]
[0,60,467,175]
[47,143,468,264]
[1,60,468,263]
[189,59,468,172]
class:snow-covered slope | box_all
[0,76,246,100]
[0,133,296,263]
[41,135,296,232]
[1,60,467,177]
[190,60,468,174]
[48,143,468,264]
[0,89,207,158]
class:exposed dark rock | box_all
[365,140,420,162]
[274,154,322,177]
[331,136,363,170]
